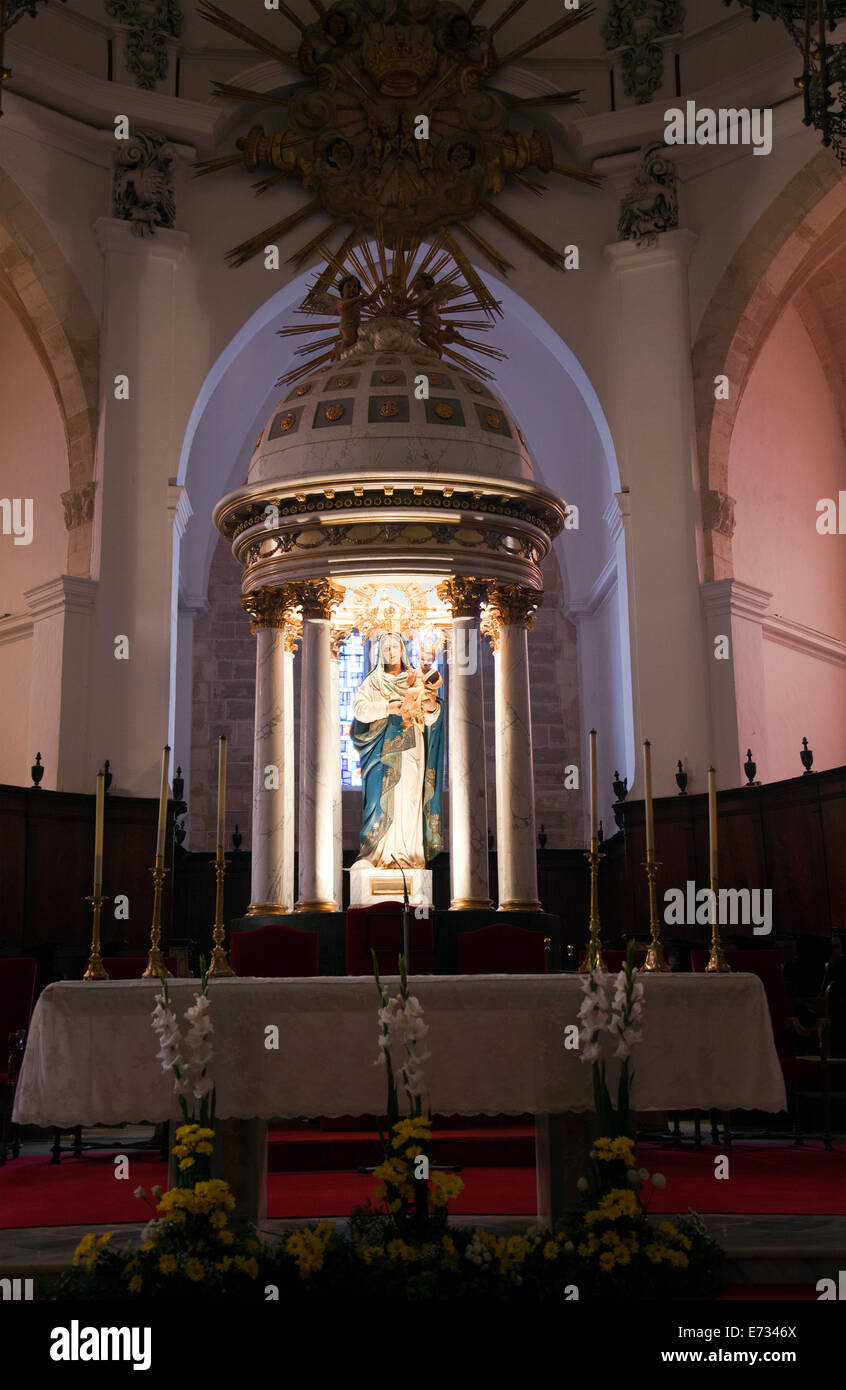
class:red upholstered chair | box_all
[231,924,319,978]
[346,901,435,976]
[458,923,549,975]
[690,948,830,1148]
[0,958,38,1165]
[100,957,179,979]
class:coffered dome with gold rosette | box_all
[247,338,532,487]
[214,320,567,601]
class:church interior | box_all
[1,0,846,1337]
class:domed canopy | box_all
[248,344,533,487]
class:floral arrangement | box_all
[360,953,464,1240]
[151,964,215,1176]
[55,942,722,1300]
[566,941,723,1293]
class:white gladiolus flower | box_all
[564,1241,575,1253]
[134,1185,146,1199]
[576,1177,589,1191]
[652,1173,666,1188]
[638,1167,649,1181]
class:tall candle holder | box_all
[208,845,235,977]
[705,877,731,973]
[142,855,172,978]
[641,855,669,972]
[83,892,110,980]
[579,837,606,973]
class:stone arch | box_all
[0,166,99,577]
[693,148,846,582]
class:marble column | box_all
[296,581,340,912]
[90,218,190,795]
[485,584,542,912]
[603,230,713,797]
[439,579,491,909]
[242,588,298,915]
[330,639,344,910]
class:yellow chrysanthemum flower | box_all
[72,1233,96,1266]
[158,1254,177,1275]
[185,1258,205,1281]
[128,1274,143,1294]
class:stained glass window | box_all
[339,631,366,788]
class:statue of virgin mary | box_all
[350,632,444,869]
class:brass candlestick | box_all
[705,877,731,973]
[208,845,235,977]
[142,855,172,978]
[83,892,110,980]
[642,856,670,971]
[579,837,606,972]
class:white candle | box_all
[216,735,227,850]
[643,740,655,859]
[589,728,598,842]
[708,766,718,883]
[155,745,170,860]
[93,771,105,891]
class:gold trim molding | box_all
[245,901,289,915]
[294,899,338,913]
[499,898,544,912]
[450,897,494,910]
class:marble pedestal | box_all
[349,864,432,908]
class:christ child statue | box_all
[399,639,443,730]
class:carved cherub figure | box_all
[409,272,458,353]
[312,274,378,356]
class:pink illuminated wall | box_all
[729,301,846,780]
[0,295,69,785]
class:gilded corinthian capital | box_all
[241,584,300,633]
[480,582,542,649]
[437,576,482,620]
[290,577,344,620]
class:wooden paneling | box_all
[0,784,173,958]
[608,766,846,942]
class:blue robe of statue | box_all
[350,635,444,868]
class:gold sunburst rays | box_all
[274,232,503,386]
[197,0,600,291]
[498,4,596,67]
[196,1,302,70]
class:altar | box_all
[14,973,786,1226]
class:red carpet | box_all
[0,1142,843,1228]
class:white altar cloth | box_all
[14,973,786,1128]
